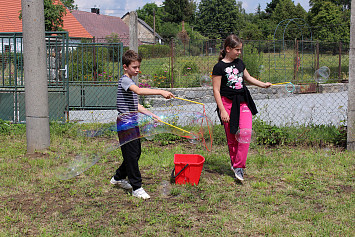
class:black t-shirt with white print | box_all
[212,58,246,95]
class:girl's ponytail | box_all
[218,49,226,61]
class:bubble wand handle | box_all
[158,120,192,134]
[175,97,205,105]
[272,82,291,85]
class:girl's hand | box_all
[220,110,230,123]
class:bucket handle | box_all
[170,164,189,184]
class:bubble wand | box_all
[174,97,213,151]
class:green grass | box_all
[0,122,354,236]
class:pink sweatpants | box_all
[221,97,252,168]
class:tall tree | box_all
[43,0,66,31]
[20,0,67,31]
[137,3,163,33]
[308,1,350,42]
[163,0,196,23]
[195,0,243,38]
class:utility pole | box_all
[21,0,50,153]
[153,8,156,44]
[348,0,355,150]
[129,11,139,85]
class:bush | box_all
[139,44,170,59]
[242,43,263,78]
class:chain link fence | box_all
[0,33,349,129]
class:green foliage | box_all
[181,61,199,75]
[68,45,117,81]
[43,0,66,31]
[195,0,243,39]
[0,120,26,136]
[0,119,11,135]
[307,1,350,43]
[138,44,170,59]
[61,0,78,10]
[159,22,180,39]
[242,43,263,77]
[252,119,348,147]
[163,0,196,24]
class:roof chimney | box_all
[91,7,100,15]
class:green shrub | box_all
[242,43,263,78]
[181,61,199,75]
[139,44,170,59]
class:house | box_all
[121,12,163,44]
[0,0,92,38]
[71,8,130,46]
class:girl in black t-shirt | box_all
[212,34,272,181]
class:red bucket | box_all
[171,154,205,185]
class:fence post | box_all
[339,41,342,81]
[348,3,355,151]
[316,41,319,70]
[170,38,174,88]
[294,39,298,83]
[21,0,50,153]
[129,11,139,85]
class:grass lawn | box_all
[0,123,354,236]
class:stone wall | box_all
[142,83,349,106]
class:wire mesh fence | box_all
[0,34,349,130]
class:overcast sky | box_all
[73,0,311,18]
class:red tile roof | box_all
[0,0,92,38]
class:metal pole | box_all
[129,11,139,85]
[22,0,50,153]
[347,1,355,150]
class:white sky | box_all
[73,0,310,18]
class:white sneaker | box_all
[110,177,132,190]
[231,167,244,181]
[132,187,150,199]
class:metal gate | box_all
[0,32,69,122]
[67,41,123,112]
[0,32,123,123]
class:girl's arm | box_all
[212,75,230,123]
[243,69,272,88]
[129,84,174,99]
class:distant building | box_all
[71,8,131,46]
[121,12,163,44]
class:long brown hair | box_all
[218,34,243,61]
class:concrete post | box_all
[347,1,355,150]
[21,0,50,153]
[129,11,139,85]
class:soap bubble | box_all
[54,110,213,180]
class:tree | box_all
[137,3,163,33]
[265,0,282,15]
[308,1,350,42]
[19,0,69,31]
[195,0,243,38]
[61,0,78,10]
[163,0,196,24]
[270,0,308,40]
[43,0,66,31]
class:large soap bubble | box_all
[54,110,213,180]
[314,66,330,83]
